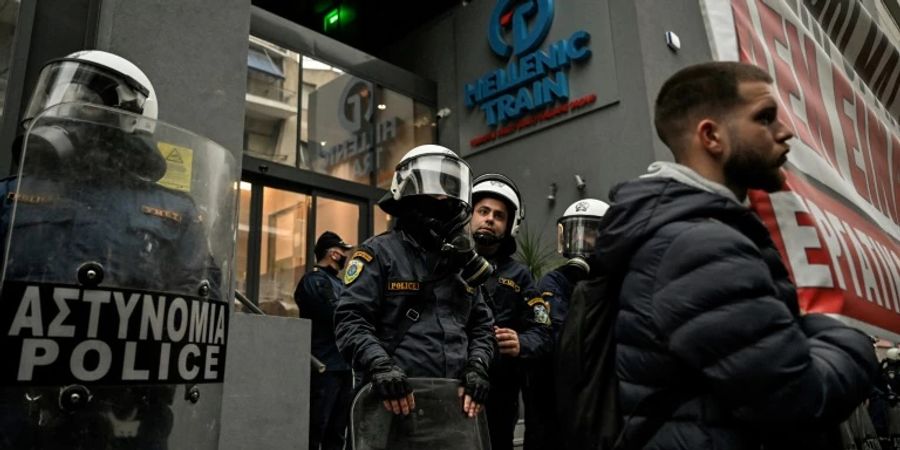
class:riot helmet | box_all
[471,174,524,237]
[470,174,523,257]
[557,199,609,259]
[379,145,474,231]
[17,50,165,180]
[388,144,472,206]
[24,50,158,129]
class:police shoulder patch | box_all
[352,250,374,262]
[527,297,551,325]
[498,277,521,292]
[344,259,365,285]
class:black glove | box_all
[462,358,490,404]
[369,357,411,401]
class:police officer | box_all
[334,145,495,423]
[524,199,608,450]
[469,174,553,450]
[295,231,354,450]
[0,51,229,450]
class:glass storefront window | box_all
[235,181,253,312]
[315,196,360,252]
[258,187,309,317]
[374,207,391,236]
[244,36,300,167]
[0,0,20,121]
[302,60,436,187]
[373,89,436,188]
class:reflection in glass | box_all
[302,61,436,186]
[374,207,391,235]
[315,196,359,256]
[244,36,300,166]
[0,0,20,120]
[236,182,252,308]
[259,187,309,317]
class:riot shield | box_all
[350,377,492,450]
[0,103,239,450]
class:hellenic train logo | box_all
[488,0,555,59]
[464,0,591,130]
[338,78,374,133]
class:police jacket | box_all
[538,267,579,334]
[483,255,552,360]
[334,227,495,380]
[596,174,878,450]
[0,175,217,295]
[295,265,350,371]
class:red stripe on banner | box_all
[751,174,900,333]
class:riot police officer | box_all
[0,50,236,450]
[334,145,495,422]
[524,198,608,450]
[295,231,354,450]
[469,173,552,450]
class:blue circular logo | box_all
[488,0,555,59]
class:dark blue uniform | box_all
[522,267,579,450]
[0,174,216,450]
[295,265,352,450]
[0,176,215,293]
[334,229,495,383]
[482,255,552,450]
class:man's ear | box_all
[697,119,726,157]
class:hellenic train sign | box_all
[457,0,618,153]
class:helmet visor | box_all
[395,154,472,204]
[24,60,149,122]
[557,216,604,258]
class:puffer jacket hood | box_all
[597,163,764,272]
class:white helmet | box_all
[558,199,609,258]
[888,348,900,361]
[389,144,472,206]
[24,50,157,132]
[472,173,524,237]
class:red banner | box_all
[732,0,900,337]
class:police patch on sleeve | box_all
[527,297,551,326]
[344,259,365,285]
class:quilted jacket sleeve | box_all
[651,221,877,425]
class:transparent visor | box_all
[24,60,149,122]
[557,216,604,258]
[395,154,472,204]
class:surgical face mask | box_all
[336,253,348,270]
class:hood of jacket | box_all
[597,162,766,271]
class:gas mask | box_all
[400,196,494,287]
[15,119,165,181]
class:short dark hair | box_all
[654,62,772,152]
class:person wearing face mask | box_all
[469,173,553,450]
[295,231,354,450]
[334,145,495,433]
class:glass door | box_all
[235,181,367,317]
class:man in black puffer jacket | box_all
[596,61,878,449]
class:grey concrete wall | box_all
[382,0,714,247]
[95,0,250,158]
[219,314,311,450]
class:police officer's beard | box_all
[336,254,348,270]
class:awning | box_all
[247,47,284,79]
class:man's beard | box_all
[724,133,786,194]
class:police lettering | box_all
[498,277,521,292]
[1,284,227,385]
[388,281,420,292]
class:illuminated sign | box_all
[464,0,592,128]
